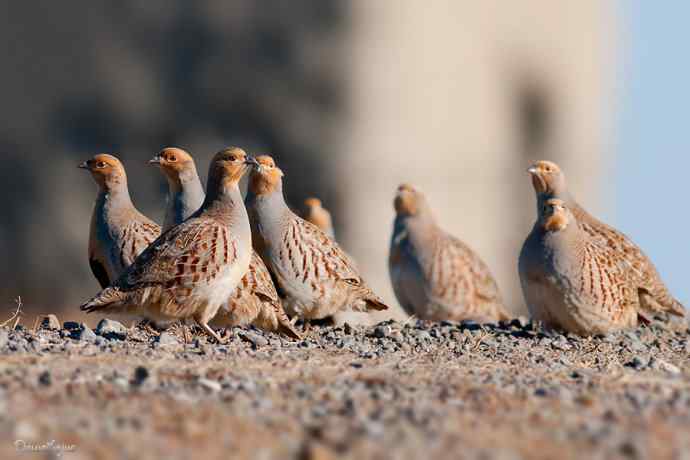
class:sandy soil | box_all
[0,316,689,460]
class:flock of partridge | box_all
[78,148,686,341]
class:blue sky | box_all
[617,1,690,307]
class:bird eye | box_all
[96,161,107,168]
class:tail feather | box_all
[669,298,687,318]
[80,287,126,314]
[277,321,302,340]
[365,297,389,311]
[639,289,686,318]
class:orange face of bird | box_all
[527,160,563,194]
[394,183,419,216]
[542,198,570,232]
[149,147,195,178]
[248,155,284,196]
[210,147,256,185]
[78,154,126,188]
[304,197,322,209]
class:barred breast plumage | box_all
[79,154,161,289]
[80,148,255,343]
[245,155,388,320]
[519,199,639,335]
[389,184,508,322]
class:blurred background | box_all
[0,1,686,321]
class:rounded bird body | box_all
[520,199,638,335]
[525,160,685,320]
[80,154,161,288]
[246,156,388,320]
[302,197,335,238]
[151,148,300,339]
[389,184,508,322]
[81,148,255,342]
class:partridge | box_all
[79,154,161,288]
[149,147,206,233]
[389,184,508,322]
[151,148,300,339]
[519,198,638,335]
[527,160,685,320]
[80,148,255,342]
[302,197,335,238]
[245,155,388,320]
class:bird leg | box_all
[196,320,228,344]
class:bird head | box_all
[248,155,284,196]
[149,147,196,182]
[78,154,126,189]
[304,197,323,210]
[541,198,572,232]
[527,160,567,197]
[394,183,426,217]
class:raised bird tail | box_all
[277,321,302,340]
[365,297,389,311]
[668,298,687,317]
[80,287,127,313]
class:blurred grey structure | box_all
[0,1,615,317]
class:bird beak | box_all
[245,156,260,167]
[149,155,162,165]
[78,161,89,170]
[527,166,539,175]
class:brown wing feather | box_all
[573,204,685,317]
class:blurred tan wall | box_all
[0,1,616,320]
[338,0,616,315]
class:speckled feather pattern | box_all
[528,160,685,319]
[570,203,684,318]
[519,200,639,335]
[246,157,388,320]
[155,150,299,338]
[211,251,299,338]
[83,154,161,288]
[389,187,507,322]
[81,149,254,340]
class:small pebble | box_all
[96,319,128,340]
[40,314,61,331]
[132,366,149,386]
[38,370,51,386]
[198,378,222,392]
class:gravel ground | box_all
[0,316,689,460]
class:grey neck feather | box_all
[393,206,440,263]
[96,181,134,214]
[245,182,290,236]
[163,168,206,232]
[535,181,574,215]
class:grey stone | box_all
[95,319,128,340]
[75,326,98,342]
[650,358,681,375]
[132,366,149,386]
[243,331,269,348]
[38,371,51,386]
[63,321,80,331]
[157,332,178,346]
[373,325,391,338]
[40,314,61,331]
[198,378,222,392]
